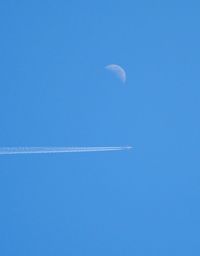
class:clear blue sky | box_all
[0,1,200,255]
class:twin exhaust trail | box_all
[0,146,132,155]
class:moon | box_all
[105,64,126,83]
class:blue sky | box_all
[0,1,200,255]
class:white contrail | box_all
[0,146,132,155]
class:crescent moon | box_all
[105,64,126,83]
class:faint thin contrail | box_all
[0,146,132,155]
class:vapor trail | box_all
[0,146,132,155]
